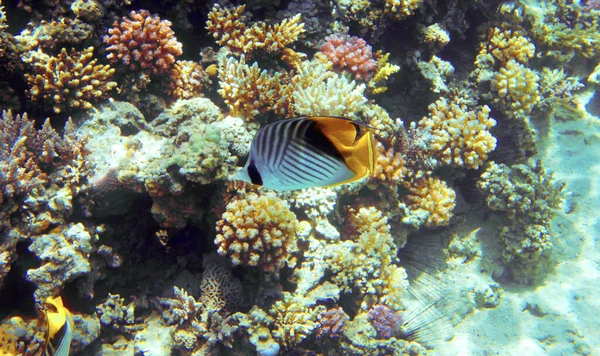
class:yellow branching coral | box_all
[384,0,423,20]
[368,50,400,95]
[206,4,305,54]
[217,55,286,119]
[418,97,497,169]
[323,207,408,309]
[372,141,406,184]
[24,47,116,113]
[491,59,540,120]
[479,26,535,65]
[405,177,456,227]
[167,60,207,100]
[421,23,450,47]
[215,192,299,272]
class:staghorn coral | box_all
[206,4,305,54]
[215,192,299,272]
[403,176,456,228]
[418,97,497,169]
[23,47,116,113]
[320,34,377,81]
[104,10,183,74]
[491,59,540,120]
[167,60,208,100]
[217,54,287,119]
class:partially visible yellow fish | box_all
[43,296,73,356]
[233,116,376,191]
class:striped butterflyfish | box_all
[232,116,376,191]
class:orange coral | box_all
[491,59,540,119]
[372,141,406,184]
[104,9,182,74]
[215,192,298,272]
[24,47,116,113]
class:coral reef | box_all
[23,47,116,113]
[477,160,565,284]
[167,60,207,100]
[491,59,541,120]
[215,192,299,272]
[418,97,497,169]
[403,176,456,228]
[104,10,183,74]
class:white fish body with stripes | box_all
[233,116,377,191]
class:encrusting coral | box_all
[23,47,117,113]
[104,9,183,74]
[215,192,299,272]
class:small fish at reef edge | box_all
[233,116,376,191]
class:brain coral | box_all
[215,193,299,272]
[200,257,244,315]
[104,10,182,74]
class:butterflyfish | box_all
[233,116,376,191]
[42,296,73,356]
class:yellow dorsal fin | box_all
[45,296,67,340]
[310,116,376,182]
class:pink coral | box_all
[104,10,183,74]
[320,34,377,81]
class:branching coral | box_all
[478,26,535,66]
[491,59,540,120]
[270,291,326,349]
[418,97,497,169]
[323,207,408,309]
[206,4,305,54]
[215,192,299,272]
[217,54,287,119]
[320,34,377,81]
[167,60,207,100]
[537,67,586,120]
[316,307,349,339]
[403,176,456,228]
[367,51,400,94]
[23,47,116,113]
[292,60,367,119]
[368,304,402,339]
[104,10,183,74]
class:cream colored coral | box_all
[270,292,326,348]
[168,60,206,99]
[421,23,450,47]
[215,192,298,272]
[491,59,540,119]
[372,141,406,183]
[292,70,367,119]
[405,177,456,227]
[418,97,497,169]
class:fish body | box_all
[43,296,73,356]
[233,116,376,191]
